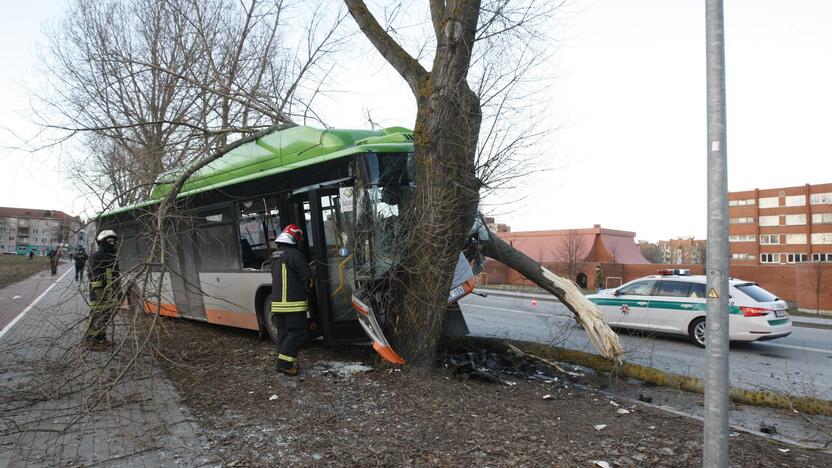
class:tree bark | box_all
[481,232,622,360]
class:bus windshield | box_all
[354,152,415,280]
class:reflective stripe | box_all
[281,263,288,302]
[278,354,296,362]
[271,301,308,313]
[105,268,113,284]
[90,281,104,288]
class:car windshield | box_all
[735,283,779,302]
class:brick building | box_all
[0,207,84,256]
[728,183,832,265]
[482,225,649,289]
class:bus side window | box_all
[238,198,280,269]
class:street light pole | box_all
[705,0,730,466]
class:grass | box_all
[0,256,52,289]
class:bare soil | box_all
[156,319,832,467]
[0,256,51,288]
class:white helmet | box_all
[275,232,296,245]
[96,229,118,242]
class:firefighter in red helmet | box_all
[270,224,315,376]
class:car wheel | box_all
[689,317,707,348]
[259,294,281,348]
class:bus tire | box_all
[259,294,281,348]
[688,317,707,348]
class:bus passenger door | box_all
[285,189,364,343]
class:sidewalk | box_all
[0,266,211,466]
[476,287,832,330]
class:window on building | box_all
[811,233,832,245]
[760,234,780,245]
[812,213,832,224]
[731,253,756,260]
[785,195,806,207]
[729,217,754,224]
[760,253,780,263]
[810,192,832,205]
[729,235,756,242]
[785,234,807,244]
[759,197,779,208]
[813,253,831,262]
[729,198,755,207]
[785,214,806,226]
[759,215,779,226]
[786,253,808,263]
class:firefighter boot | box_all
[276,361,299,376]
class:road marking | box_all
[463,303,571,320]
[0,267,73,341]
[756,342,832,355]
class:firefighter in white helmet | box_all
[85,229,121,350]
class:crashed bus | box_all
[96,126,479,363]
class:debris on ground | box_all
[153,320,832,466]
[760,422,778,435]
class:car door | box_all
[648,280,700,333]
[608,280,657,329]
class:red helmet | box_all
[276,224,303,244]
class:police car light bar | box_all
[657,269,691,276]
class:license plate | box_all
[775,309,787,317]
[448,285,465,302]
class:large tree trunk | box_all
[481,233,623,360]
[388,83,482,372]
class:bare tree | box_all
[344,1,621,370]
[556,229,585,282]
[38,0,346,208]
[639,241,662,264]
[809,261,827,315]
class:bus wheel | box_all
[688,317,707,348]
[259,294,281,348]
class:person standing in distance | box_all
[74,247,88,282]
[86,230,121,351]
[270,224,315,376]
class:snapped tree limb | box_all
[479,226,622,361]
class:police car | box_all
[587,269,792,347]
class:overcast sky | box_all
[0,1,830,242]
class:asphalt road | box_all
[459,293,832,398]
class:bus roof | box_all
[100,125,414,218]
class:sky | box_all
[0,0,830,242]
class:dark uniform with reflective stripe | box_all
[270,244,314,373]
[86,249,120,342]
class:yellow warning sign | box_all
[707,288,719,298]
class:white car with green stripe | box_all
[587,271,792,347]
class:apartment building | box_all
[0,207,84,256]
[728,183,832,265]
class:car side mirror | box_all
[613,290,621,296]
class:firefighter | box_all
[74,247,88,282]
[85,230,121,350]
[270,224,315,376]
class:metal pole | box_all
[705,0,730,466]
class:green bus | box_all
[97,125,476,364]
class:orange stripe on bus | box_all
[143,301,179,318]
[205,308,259,331]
